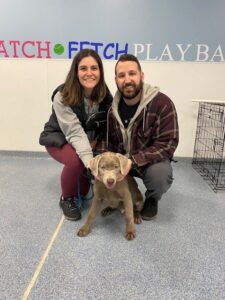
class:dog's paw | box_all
[77,226,90,237]
[101,206,116,217]
[134,212,142,224]
[125,231,136,240]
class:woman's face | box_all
[78,56,101,95]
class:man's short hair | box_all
[115,54,142,74]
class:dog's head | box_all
[88,152,132,189]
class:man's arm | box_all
[131,99,179,167]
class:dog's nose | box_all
[107,178,115,185]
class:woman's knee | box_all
[65,152,82,169]
[49,144,83,166]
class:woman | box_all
[39,49,112,221]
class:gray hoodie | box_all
[109,83,160,155]
[53,93,93,167]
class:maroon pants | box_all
[46,144,90,198]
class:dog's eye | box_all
[100,166,106,170]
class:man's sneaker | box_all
[141,197,158,220]
[59,196,81,221]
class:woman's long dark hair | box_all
[61,49,107,105]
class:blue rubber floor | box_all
[0,152,224,300]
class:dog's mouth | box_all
[105,182,116,189]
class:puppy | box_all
[77,152,143,240]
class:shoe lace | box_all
[64,197,79,210]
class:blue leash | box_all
[76,151,98,210]
[76,174,94,210]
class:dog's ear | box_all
[116,153,132,177]
[87,155,102,177]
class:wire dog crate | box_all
[192,100,225,192]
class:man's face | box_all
[115,61,144,99]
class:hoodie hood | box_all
[108,83,160,155]
[112,83,160,128]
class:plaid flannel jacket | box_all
[106,88,179,174]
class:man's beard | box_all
[117,80,143,100]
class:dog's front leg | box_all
[123,193,136,240]
[77,197,101,237]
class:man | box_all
[106,54,179,220]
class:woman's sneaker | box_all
[59,196,81,221]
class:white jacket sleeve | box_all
[53,92,93,167]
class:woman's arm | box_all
[53,93,93,167]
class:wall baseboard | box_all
[0,150,49,158]
[0,150,193,163]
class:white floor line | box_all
[22,215,65,300]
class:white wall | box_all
[0,59,225,157]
